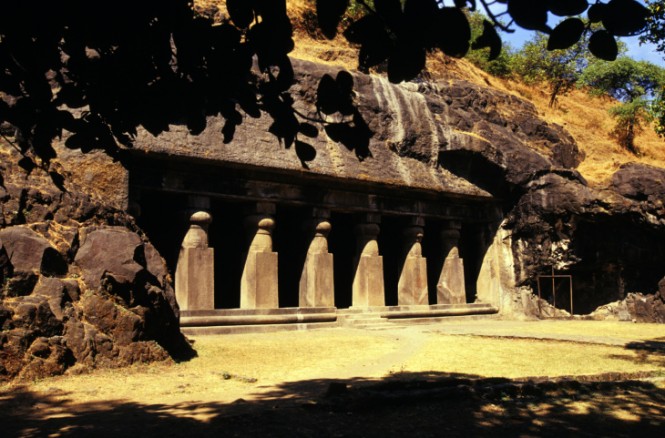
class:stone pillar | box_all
[398,219,428,306]
[437,221,466,304]
[240,204,279,309]
[175,211,215,311]
[299,210,334,308]
[352,215,385,308]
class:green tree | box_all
[578,57,665,152]
[510,32,594,106]
[464,10,515,78]
[642,1,665,137]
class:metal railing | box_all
[536,266,574,317]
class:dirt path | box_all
[303,326,431,380]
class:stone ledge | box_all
[381,304,498,319]
[181,307,337,317]
[181,322,340,335]
[180,312,337,327]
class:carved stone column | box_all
[398,220,428,306]
[299,210,334,308]
[437,221,466,304]
[175,211,214,311]
[240,204,279,309]
[352,216,385,308]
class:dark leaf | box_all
[547,0,588,17]
[335,71,355,115]
[226,0,254,29]
[344,14,392,70]
[222,119,237,144]
[49,171,66,192]
[343,14,387,44]
[387,44,426,83]
[358,40,392,71]
[547,18,585,50]
[17,156,36,173]
[508,0,550,32]
[374,0,403,28]
[404,0,442,47]
[295,140,317,164]
[588,30,618,60]
[472,20,502,60]
[317,74,340,115]
[602,0,649,36]
[336,71,354,95]
[437,7,471,58]
[317,0,349,39]
[298,122,319,138]
[587,3,605,22]
[271,56,295,93]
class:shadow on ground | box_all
[2,370,665,437]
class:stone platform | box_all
[180,303,499,334]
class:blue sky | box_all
[486,0,665,67]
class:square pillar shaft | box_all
[398,225,428,305]
[175,211,215,311]
[299,218,334,308]
[437,224,466,304]
[241,213,279,309]
[352,222,385,308]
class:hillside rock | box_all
[0,152,191,381]
[92,57,664,319]
[611,162,665,221]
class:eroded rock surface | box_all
[0,153,191,381]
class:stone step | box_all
[181,311,337,327]
[181,307,336,318]
[181,321,339,335]
[180,304,500,333]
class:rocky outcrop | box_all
[124,57,662,318]
[588,276,665,322]
[0,152,191,381]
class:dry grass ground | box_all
[2,320,665,436]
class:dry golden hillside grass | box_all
[198,0,665,186]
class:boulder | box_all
[611,163,665,225]
[74,227,144,289]
[0,226,63,275]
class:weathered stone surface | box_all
[0,151,191,382]
[0,227,54,274]
[241,215,279,309]
[352,223,385,308]
[75,227,144,289]
[32,277,80,320]
[176,247,215,310]
[611,162,665,222]
[505,171,665,315]
[589,291,665,323]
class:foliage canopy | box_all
[0,0,657,167]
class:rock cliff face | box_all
[2,57,664,379]
[0,151,191,381]
[129,57,663,318]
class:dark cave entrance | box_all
[329,212,355,309]
[274,205,310,308]
[378,215,405,307]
